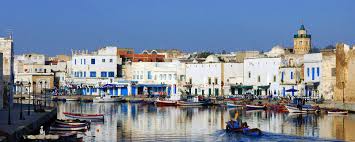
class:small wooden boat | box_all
[285,105,317,113]
[65,98,79,101]
[63,112,104,120]
[327,110,348,115]
[246,105,266,110]
[50,126,88,131]
[93,95,121,103]
[155,100,177,106]
[226,102,243,108]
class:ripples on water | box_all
[55,102,354,142]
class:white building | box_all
[243,57,281,96]
[0,36,13,83]
[186,55,243,97]
[130,61,182,100]
[69,46,122,95]
[0,53,3,108]
[304,53,321,98]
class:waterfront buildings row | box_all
[0,25,353,103]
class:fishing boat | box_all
[50,126,88,131]
[155,99,177,106]
[285,104,317,113]
[226,102,243,108]
[246,104,266,110]
[63,112,104,120]
[327,110,348,115]
[93,95,121,103]
[129,100,144,103]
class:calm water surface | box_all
[55,102,355,142]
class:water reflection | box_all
[55,102,354,141]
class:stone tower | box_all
[293,25,311,54]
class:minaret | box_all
[293,25,311,54]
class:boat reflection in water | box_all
[56,102,355,142]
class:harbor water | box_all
[56,102,355,142]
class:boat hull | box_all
[246,105,266,110]
[226,103,243,108]
[155,100,177,106]
[63,112,104,120]
[285,105,317,113]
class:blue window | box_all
[81,59,83,64]
[74,59,77,65]
[93,88,97,92]
[84,59,86,64]
[307,68,310,77]
[281,71,284,80]
[147,71,152,79]
[84,72,86,77]
[80,72,83,77]
[312,67,315,80]
[317,67,320,77]
[108,72,114,77]
[290,71,293,79]
[90,71,96,77]
[101,72,107,77]
[91,59,95,64]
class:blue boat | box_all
[225,120,262,136]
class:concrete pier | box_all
[0,104,57,142]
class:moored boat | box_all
[246,105,266,110]
[327,110,348,115]
[55,119,90,126]
[285,105,317,113]
[177,101,205,106]
[50,126,88,131]
[225,120,262,136]
[93,95,121,103]
[63,112,104,120]
[155,100,177,106]
[226,102,243,108]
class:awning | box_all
[102,84,127,88]
[136,84,168,88]
[257,85,270,89]
[231,85,253,89]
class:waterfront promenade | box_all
[0,104,57,142]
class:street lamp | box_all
[7,83,11,125]
[19,81,25,120]
[39,81,43,109]
[44,81,47,108]
[32,81,36,111]
[27,82,31,115]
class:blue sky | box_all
[0,0,354,55]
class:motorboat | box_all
[177,97,205,106]
[327,110,348,115]
[225,120,262,136]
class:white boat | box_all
[65,98,78,101]
[23,135,60,140]
[50,126,88,131]
[327,110,348,115]
[285,105,317,113]
[226,102,243,108]
[93,95,121,103]
[177,101,205,106]
[63,112,104,120]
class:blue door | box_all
[282,87,285,97]
[312,67,315,80]
[115,88,119,96]
[121,87,128,96]
[168,87,171,96]
[131,87,136,96]
[109,88,114,96]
